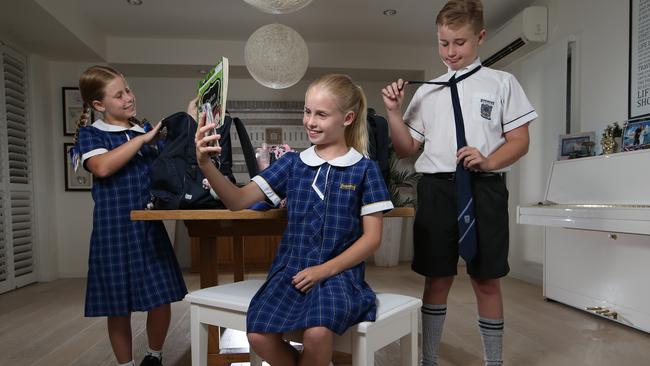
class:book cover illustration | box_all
[197,57,229,130]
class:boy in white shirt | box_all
[381,1,537,365]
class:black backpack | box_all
[367,108,390,184]
[149,111,258,209]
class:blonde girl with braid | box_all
[71,65,187,366]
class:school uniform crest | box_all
[480,99,494,120]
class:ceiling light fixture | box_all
[382,9,397,16]
[243,0,313,14]
[245,23,309,89]
[126,0,143,5]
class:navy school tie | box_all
[432,66,482,263]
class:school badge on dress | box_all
[480,99,494,120]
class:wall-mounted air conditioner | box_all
[480,6,547,69]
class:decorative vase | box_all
[374,217,402,267]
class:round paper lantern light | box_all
[245,23,309,89]
[242,0,313,14]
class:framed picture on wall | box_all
[557,132,596,160]
[629,0,650,119]
[64,143,92,191]
[62,87,87,136]
[622,118,650,151]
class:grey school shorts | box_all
[411,172,510,279]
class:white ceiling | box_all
[1,0,536,61]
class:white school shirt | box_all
[404,58,538,174]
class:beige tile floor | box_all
[1,263,649,366]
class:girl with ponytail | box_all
[194,74,393,366]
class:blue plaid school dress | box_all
[248,146,393,335]
[77,120,187,317]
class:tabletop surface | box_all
[131,207,415,221]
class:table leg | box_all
[233,235,244,282]
[199,236,219,288]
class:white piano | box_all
[517,149,650,333]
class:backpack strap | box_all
[232,117,259,178]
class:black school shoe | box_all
[139,355,162,366]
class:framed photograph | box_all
[64,143,92,191]
[558,132,596,160]
[62,87,86,136]
[622,118,650,151]
[265,127,283,145]
[629,0,650,119]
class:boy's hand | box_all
[194,111,222,165]
[381,79,407,112]
[457,146,490,171]
[292,264,331,293]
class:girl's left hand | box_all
[292,265,331,293]
[457,146,489,171]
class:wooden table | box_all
[131,207,415,365]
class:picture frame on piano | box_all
[557,132,595,160]
[622,118,650,151]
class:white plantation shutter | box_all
[0,196,6,287]
[0,44,35,293]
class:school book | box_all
[197,57,229,130]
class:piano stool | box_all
[185,279,422,366]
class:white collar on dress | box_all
[92,119,145,133]
[433,57,482,82]
[299,146,363,167]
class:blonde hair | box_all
[73,65,141,143]
[436,0,484,34]
[307,74,368,156]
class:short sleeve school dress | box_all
[248,146,394,335]
[77,120,187,317]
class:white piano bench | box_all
[185,279,422,366]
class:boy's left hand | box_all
[457,146,489,171]
[292,265,331,293]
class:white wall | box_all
[29,55,59,281]
[503,0,629,284]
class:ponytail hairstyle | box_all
[307,74,368,156]
[72,65,143,144]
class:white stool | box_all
[186,279,421,366]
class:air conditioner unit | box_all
[480,6,547,69]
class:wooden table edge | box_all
[131,207,415,220]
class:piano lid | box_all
[517,149,650,235]
[544,149,650,206]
